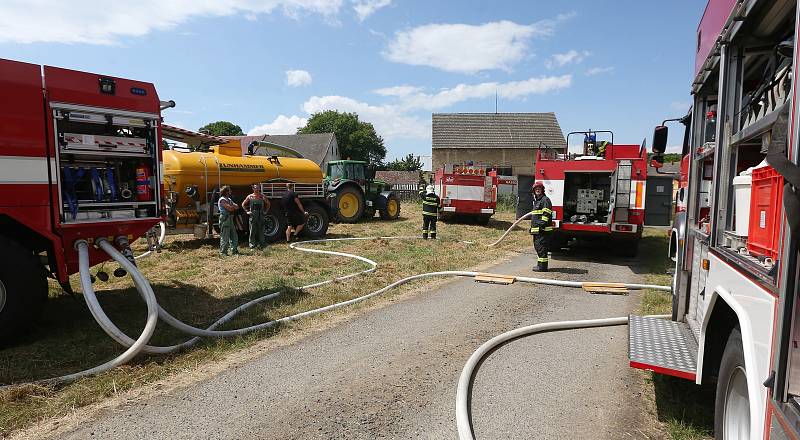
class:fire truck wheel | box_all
[0,237,47,343]
[335,186,364,223]
[475,214,491,225]
[263,211,287,243]
[714,328,750,440]
[302,203,329,238]
[614,238,639,257]
[379,194,401,220]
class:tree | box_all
[297,110,386,164]
[386,154,422,171]
[199,121,244,136]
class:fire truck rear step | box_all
[628,315,697,381]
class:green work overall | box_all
[219,202,238,255]
[248,197,266,249]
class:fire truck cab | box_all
[0,59,166,342]
[532,130,649,256]
[628,1,800,438]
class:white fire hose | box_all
[135,221,166,260]
[454,314,670,440]
[34,216,667,385]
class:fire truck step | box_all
[628,315,697,381]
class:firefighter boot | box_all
[430,231,437,240]
[422,229,428,239]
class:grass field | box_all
[0,204,533,437]
[638,228,714,440]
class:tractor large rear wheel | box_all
[336,186,365,223]
[379,194,401,220]
[0,237,47,344]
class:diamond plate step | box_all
[628,315,698,381]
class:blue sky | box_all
[1,1,704,163]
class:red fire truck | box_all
[533,130,649,256]
[628,1,800,438]
[433,164,498,224]
[0,59,168,341]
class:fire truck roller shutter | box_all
[0,236,47,343]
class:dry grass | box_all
[636,228,714,440]
[0,204,531,436]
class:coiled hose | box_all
[43,217,668,383]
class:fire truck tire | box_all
[263,210,287,243]
[335,186,364,223]
[0,237,47,343]
[714,328,750,440]
[475,214,491,225]
[379,194,401,220]
[615,238,640,257]
[302,203,329,238]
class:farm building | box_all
[431,113,567,177]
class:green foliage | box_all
[386,154,423,171]
[649,153,683,164]
[298,110,386,164]
[199,121,245,136]
[496,194,517,213]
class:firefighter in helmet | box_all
[530,181,554,271]
[420,184,440,239]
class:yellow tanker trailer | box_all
[161,125,331,242]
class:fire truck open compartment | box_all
[562,172,612,225]
[53,104,161,224]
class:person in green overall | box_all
[217,185,239,256]
[242,184,271,249]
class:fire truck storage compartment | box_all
[747,165,784,260]
[563,172,612,224]
[54,105,159,223]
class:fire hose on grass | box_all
[44,216,668,384]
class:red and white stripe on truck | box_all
[434,164,498,217]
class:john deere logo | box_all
[219,163,265,172]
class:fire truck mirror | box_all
[652,125,668,154]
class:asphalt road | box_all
[48,247,661,440]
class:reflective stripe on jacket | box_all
[420,191,440,217]
[530,194,553,234]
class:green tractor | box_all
[324,160,401,223]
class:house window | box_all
[490,166,513,176]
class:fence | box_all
[391,183,421,202]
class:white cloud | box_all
[0,0,344,44]
[545,49,589,68]
[585,66,614,76]
[670,101,691,112]
[352,0,391,21]
[384,15,573,73]
[248,114,308,135]
[303,95,429,139]
[399,75,572,110]
[373,85,424,97]
[665,145,684,154]
[296,75,572,141]
[286,69,313,87]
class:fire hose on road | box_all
[40,218,669,385]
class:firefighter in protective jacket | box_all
[420,185,440,239]
[530,181,554,271]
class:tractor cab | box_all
[324,160,400,223]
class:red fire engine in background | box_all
[0,58,170,340]
[533,130,650,256]
[433,164,498,224]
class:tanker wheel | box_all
[302,203,329,238]
[336,187,364,223]
[0,236,47,345]
[263,211,287,243]
[379,194,401,220]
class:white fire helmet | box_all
[426,185,435,194]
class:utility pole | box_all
[495,90,498,113]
